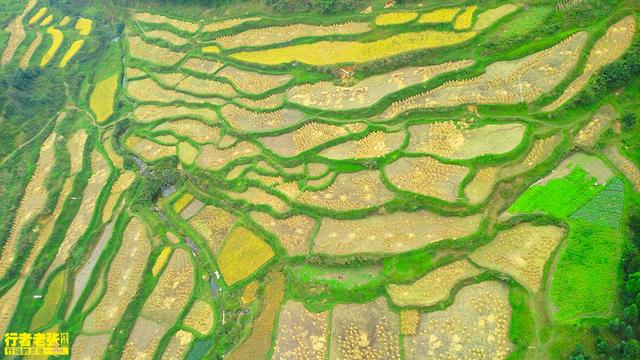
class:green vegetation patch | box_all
[571,179,625,228]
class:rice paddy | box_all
[90,74,119,123]
[216,227,275,285]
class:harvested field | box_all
[330,297,400,360]
[375,12,418,26]
[464,166,501,204]
[181,57,223,74]
[154,119,221,143]
[227,272,285,360]
[250,211,316,255]
[161,330,194,360]
[127,78,225,105]
[102,171,135,222]
[70,334,110,360]
[90,74,119,123]
[385,156,469,202]
[183,300,214,335]
[575,105,616,148]
[68,130,89,174]
[155,134,179,144]
[604,145,640,192]
[195,142,260,170]
[128,36,185,65]
[387,260,482,307]
[142,249,194,325]
[176,76,237,98]
[544,16,636,111]
[19,31,42,69]
[473,4,518,30]
[133,104,218,123]
[0,132,56,277]
[1,0,37,65]
[307,162,329,178]
[188,205,236,254]
[382,32,587,119]
[40,27,64,67]
[260,122,350,157]
[145,29,189,46]
[404,281,513,359]
[400,310,419,336]
[122,317,169,360]
[288,60,473,111]
[180,198,204,219]
[83,217,151,332]
[46,150,111,276]
[471,223,565,291]
[0,279,24,336]
[273,300,329,360]
[314,211,483,255]
[178,142,198,165]
[75,17,92,35]
[217,22,370,49]
[126,66,146,79]
[59,39,85,67]
[224,186,289,213]
[67,222,114,316]
[418,8,460,23]
[235,93,285,110]
[500,134,562,178]
[133,12,200,33]
[406,122,526,160]
[125,134,176,161]
[217,226,275,285]
[202,16,261,33]
[453,6,477,30]
[218,66,293,94]
[537,153,613,186]
[221,105,304,132]
[231,30,477,66]
[296,170,395,211]
[241,281,259,304]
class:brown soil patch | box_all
[180,198,204,219]
[142,249,194,325]
[128,36,185,65]
[604,145,640,192]
[70,334,110,360]
[385,156,469,202]
[400,310,420,336]
[388,260,482,307]
[0,279,25,336]
[500,134,562,179]
[404,281,513,359]
[314,211,482,255]
[218,66,293,95]
[473,4,518,30]
[202,17,261,33]
[235,93,286,110]
[133,12,200,33]
[19,31,42,69]
[330,297,400,360]
[406,122,526,160]
[127,78,225,105]
[83,217,151,332]
[126,67,146,79]
[221,104,304,132]
[183,300,214,335]
[102,171,135,222]
[154,119,221,144]
[260,122,350,157]
[464,166,501,205]
[382,32,587,119]
[125,134,176,162]
[176,76,237,98]
[288,60,473,111]
[122,317,169,360]
[188,205,236,254]
[320,130,405,160]
[133,104,218,123]
[68,130,88,175]
[227,271,285,360]
[145,29,189,46]
[180,57,223,75]
[537,153,613,186]
[195,142,260,171]
[1,0,37,65]
[544,16,636,111]
[223,186,289,213]
[296,170,395,211]
[216,22,370,49]
[241,281,259,305]
[575,104,616,148]
[161,330,194,360]
[471,223,565,292]
[250,211,316,255]
[273,300,329,360]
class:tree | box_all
[624,303,638,324]
[621,112,637,130]
[596,336,609,354]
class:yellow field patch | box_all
[28,7,47,25]
[217,227,274,285]
[40,27,63,67]
[152,247,172,276]
[59,39,84,67]
[58,16,71,27]
[231,30,476,66]
[90,74,119,123]
[202,45,221,53]
[418,7,460,23]
[75,17,92,35]
[173,193,195,213]
[453,6,477,29]
[240,281,259,304]
[375,11,418,26]
[40,14,53,26]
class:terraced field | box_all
[0,1,639,359]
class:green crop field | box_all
[0,0,639,359]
